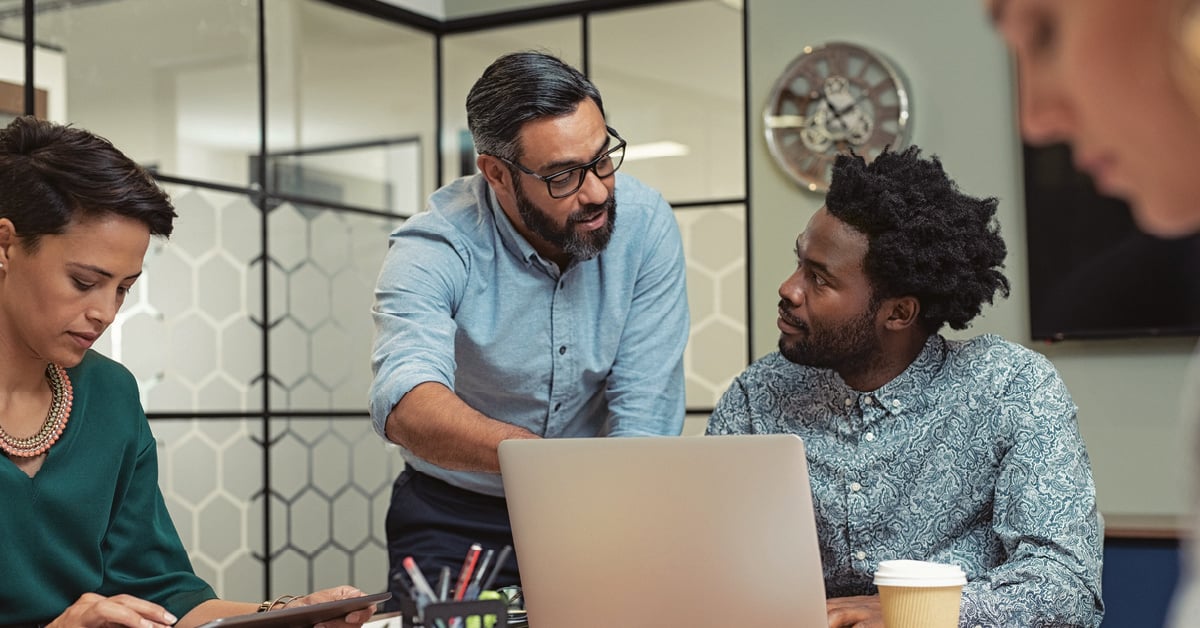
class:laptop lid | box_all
[498,434,828,628]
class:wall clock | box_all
[763,41,912,192]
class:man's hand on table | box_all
[826,595,884,628]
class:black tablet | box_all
[196,592,391,628]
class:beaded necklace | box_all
[0,364,73,458]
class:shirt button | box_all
[855,551,866,560]
[864,432,876,442]
[863,396,873,405]
[843,397,853,407]
[892,399,901,409]
[554,402,562,412]
[559,346,567,355]
[850,482,862,492]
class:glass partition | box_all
[676,203,748,408]
[0,3,63,121]
[267,203,402,413]
[266,416,402,593]
[262,138,422,215]
[441,19,582,184]
[33,0,258,185]
[591,0,745,203]
[0,1,20,40]
[264,0,435,212]
[154,418,265,596]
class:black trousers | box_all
[384,467,521,612]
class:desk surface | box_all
[363,611,403,628]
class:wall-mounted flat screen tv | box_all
[1024,142,1200,341]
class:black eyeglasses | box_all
[494,126,627,199]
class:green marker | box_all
[465,590,503,628]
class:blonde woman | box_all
[990,1,1200,625]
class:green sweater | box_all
[0,351,216,624]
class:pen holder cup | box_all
[397,595,508,628]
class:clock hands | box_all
[829,105,872,144]
[782,72,880,155]
[764,85,871,131]
[830,93,870,117]
[817,78,873,145]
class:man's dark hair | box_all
[825,146,1010,333]
[0,115,176,250]
[466,51,605,162]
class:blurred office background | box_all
[0,1,1185,625]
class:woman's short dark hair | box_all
[0,115,176,250]
[825,146,1010,333]
[466,51,605,161]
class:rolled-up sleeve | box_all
[369,216,468,439]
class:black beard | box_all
[777,298,880,375]
[514,178,616,261]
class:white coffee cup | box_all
[873,559,967,628]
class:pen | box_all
[453,543,482,601]
[478,544,513,592]
[437,565,452,602]
[402,556,439,605]
[464,548,495,600]
[390,568,416,601]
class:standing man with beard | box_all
[707,147,1103,627]
[370,51,688,603]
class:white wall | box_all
[748,0,1192,518]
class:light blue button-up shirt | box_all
[707,334,1104,627]
[370,173,688,496]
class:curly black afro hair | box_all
[825,146,1010,333]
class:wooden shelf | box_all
[1104,514,1187,540]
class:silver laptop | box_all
[498,434,828,628]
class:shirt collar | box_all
[870,334,945,416]
[484,181,541,266]
[823,334,946,417]
[484,179,580,276]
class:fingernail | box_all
[164,612,177,624]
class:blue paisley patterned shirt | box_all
[707,334,1104,627]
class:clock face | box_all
[763,42,912,192]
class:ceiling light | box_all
[624,141,690,162]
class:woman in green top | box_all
[0,116,374,628]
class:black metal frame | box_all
[14,0,752,597]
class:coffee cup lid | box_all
[873,559,967,587]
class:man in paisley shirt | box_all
[707,147,1104,627]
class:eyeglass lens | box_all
[546,141,626,198]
